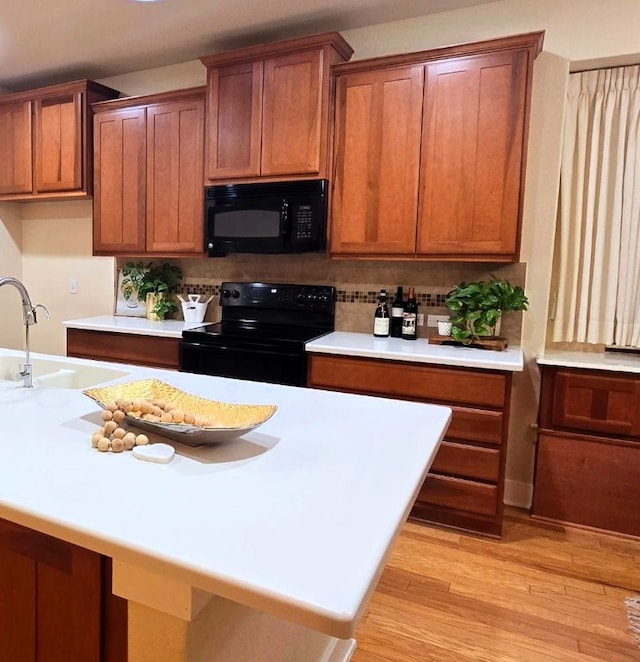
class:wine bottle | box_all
[373,289,390,337]
[390,286,404,338]
[402,287,418,340]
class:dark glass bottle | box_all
[402,287,418,340]
[390,286,404,338]
[373,289,390,337]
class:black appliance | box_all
[180,282,335,387]
[204,179,328,256]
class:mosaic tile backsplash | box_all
[117,255,526,342]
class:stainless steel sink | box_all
[0,354,129,389]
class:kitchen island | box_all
[0,348,451,662]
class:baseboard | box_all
[504,479,533,509]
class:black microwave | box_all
[205,179,328,256]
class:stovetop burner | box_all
[184,321,329,345]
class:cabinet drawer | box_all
[448,406,504,446]
[67,328,179,370]
[431,441,500,482]
[552,370,640,437]
[417,474,498,516]
[308,354,507,408]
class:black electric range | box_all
[180,282,335,387]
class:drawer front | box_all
[417,474,498,516]
[553,370,640,437]
[67,329,179,370]
[308,354,507,408]
[431,441,500,482]
[448,406,504,446]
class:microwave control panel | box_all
[293,204,313,240]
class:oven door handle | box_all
[182,341,301,359]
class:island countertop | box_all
[0,348,450,640]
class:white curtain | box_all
[554,65,640,346]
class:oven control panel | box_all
[220,282,335,312]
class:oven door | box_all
[180,340,309,387]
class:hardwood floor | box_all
[353,508,640,661]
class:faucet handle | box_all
[29,304,51,324]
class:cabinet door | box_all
[93,108,146,254]
[205,61,263,180]
[0,518,104,662]
[34,91,82,193]
[0,100,33,195]
[533,432,640,537]
[261,49,323,176]
[0,545,36,661]
[418,50,528,259]
[146,97,205,254]
[330,65,424,255]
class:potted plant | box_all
[445,276,528,345]
[121,261,183,321]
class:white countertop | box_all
[0,348,450,639]
[537,348,640,374]
[306,331,524,372]
[63,315,208,338]
[63,318,524,372]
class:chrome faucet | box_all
[0,277,50,387]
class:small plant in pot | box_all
[121,261,183,321]
[445,276,528,345]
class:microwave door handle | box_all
[280,200,289,243]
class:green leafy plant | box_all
[445,276,528,345]
[121,261,183,320]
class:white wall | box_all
[20,201,115,355]
[0,203,25,350]
[342,0,640,68]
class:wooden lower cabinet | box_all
[0,518,127,662]
[533,365,640,537]
[67,328,180,369]
[307,354,512,537]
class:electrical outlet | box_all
[69,278,78,294]
[417,313,424,326]
[427,314,449,327]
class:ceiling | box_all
[0,0,495,91]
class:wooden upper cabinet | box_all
[417,50,528,258]
[0,80,120,201]
[201,32,353,183]
[93,107,147,254]
[0,100,32,195]
[92,87,206,257]
[330,31,543,262]
[34,91,82,192]
[261,48,323,176]
[205,61,263,178]
[330,65,424,255]
[146,97,205,254]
